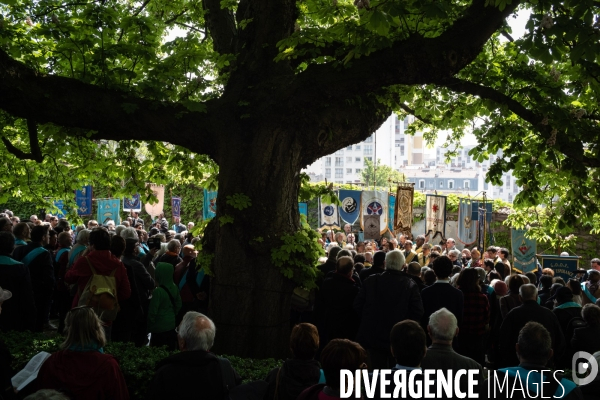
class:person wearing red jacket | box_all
[65,228,131,340]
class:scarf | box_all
[68,340,104,353]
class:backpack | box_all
[78,257,120,321]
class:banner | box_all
[97,199,120,225]
[538,254,579,282]
[457,198,477,246]
[319,198,340,230]
[145,184,165,218]
[298,202,308,220]
[425,194,446,239]
[477,202,493,249]
[363,215,381,240]
[394,184,414,239]
[338,190,361,225]
[388,193,395,235]
[53,200,66,219]
[171,197,181,220]
[360,191,388,235]
[511,229,537,274]
[75,185,92,216]
[203,189,217,220]
[123,194,142,212]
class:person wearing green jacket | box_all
[148,262,182,350]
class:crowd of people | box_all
[0,209,600,399]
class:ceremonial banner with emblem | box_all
[388,193,395,234]
[360,191,388,235]
[394,184,414,239]
[53,200,66,218]
[457,198,477,246]
[538,254,579,282]
[123,194,142,212]
[75,186,92,216]
[363,215,381,240]
[477,202,493,249]
[171,197,181,220]
[511,229,537,274]
[319,198,340,230]
[145,184,165,218]
[203,189,217,220]
[425,194,446,239]
[298,202,308,220]
[97,199,120,225]
[338,190,361,225]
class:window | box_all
[325,157,331,167]
[513,183,519,192]
[364,157,372,165]
[335,157,343,166]
[335,168,343,179]
[364,135,373,143]
[355,168,361,173]
[429,181,434,188]
[404,117,409,129]
[364,145,373,155]
[335,149,344,155]
[355,157,361,162]
[419,180,425,189]
[439,181,444,188]
[325,168,331,178]
[506,176,511,187]
[464,180,470,189]
[346,168,352,174]
[336,180,343,184]
[400,145,405,156]
[448,180,454,189]
[346,145,353,150]
[508,194,513,202]
[346,157,352,163]
[355,145,361,150]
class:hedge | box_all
[0,331,282,400]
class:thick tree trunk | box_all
[206,125,304,359]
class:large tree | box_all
[1,0,599,357]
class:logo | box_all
[342,197,357,214]
[367,202,383,215]
[572,351,599,385]
[324,205,335,216]
[209,198,217,213]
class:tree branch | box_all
[0,48,221,161]
[132,0,152,17]
[398,103,433,124]
[1,119,44,162]
[440,77,600,168]
[202,0,237,54]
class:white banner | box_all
[145,184,165,218]
[425,194,447,239]
[360,190,388,235]
[319,198,340,230]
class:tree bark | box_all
[206,124,304,358]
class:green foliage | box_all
[218,214,234,226]
[0,331,281,400]
[298,172,341,205]
[271,218,324,289]
[361,159,406,188]
[226,193,252,210]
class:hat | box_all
[0,287,12,302]
[492,279,508,296]
[552,286,573,304]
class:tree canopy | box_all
[2,0,600,357]
[361,158,405,188]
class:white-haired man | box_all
[421,308,484,396]
[354,249,424,370]
[148,312,241,399]
[443,238,456,255]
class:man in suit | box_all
[421,256,464,331]
[421,307,485,398]
[498,284,565,369]
[403,241,418,265]
[354,250,423,370]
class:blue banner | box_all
[171,197,181,220]
[476,202,493,249]
[97,199,120,225]
[388,193,395,234]
[75,186,92,216]
[53,200,66,218]
[203,189,217,220]
[338,190,361,225]
[298,202,308,220]
[457,198,477,246]
[123,194,141,212]
[511,229,537,274]
[540,255,579,282]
